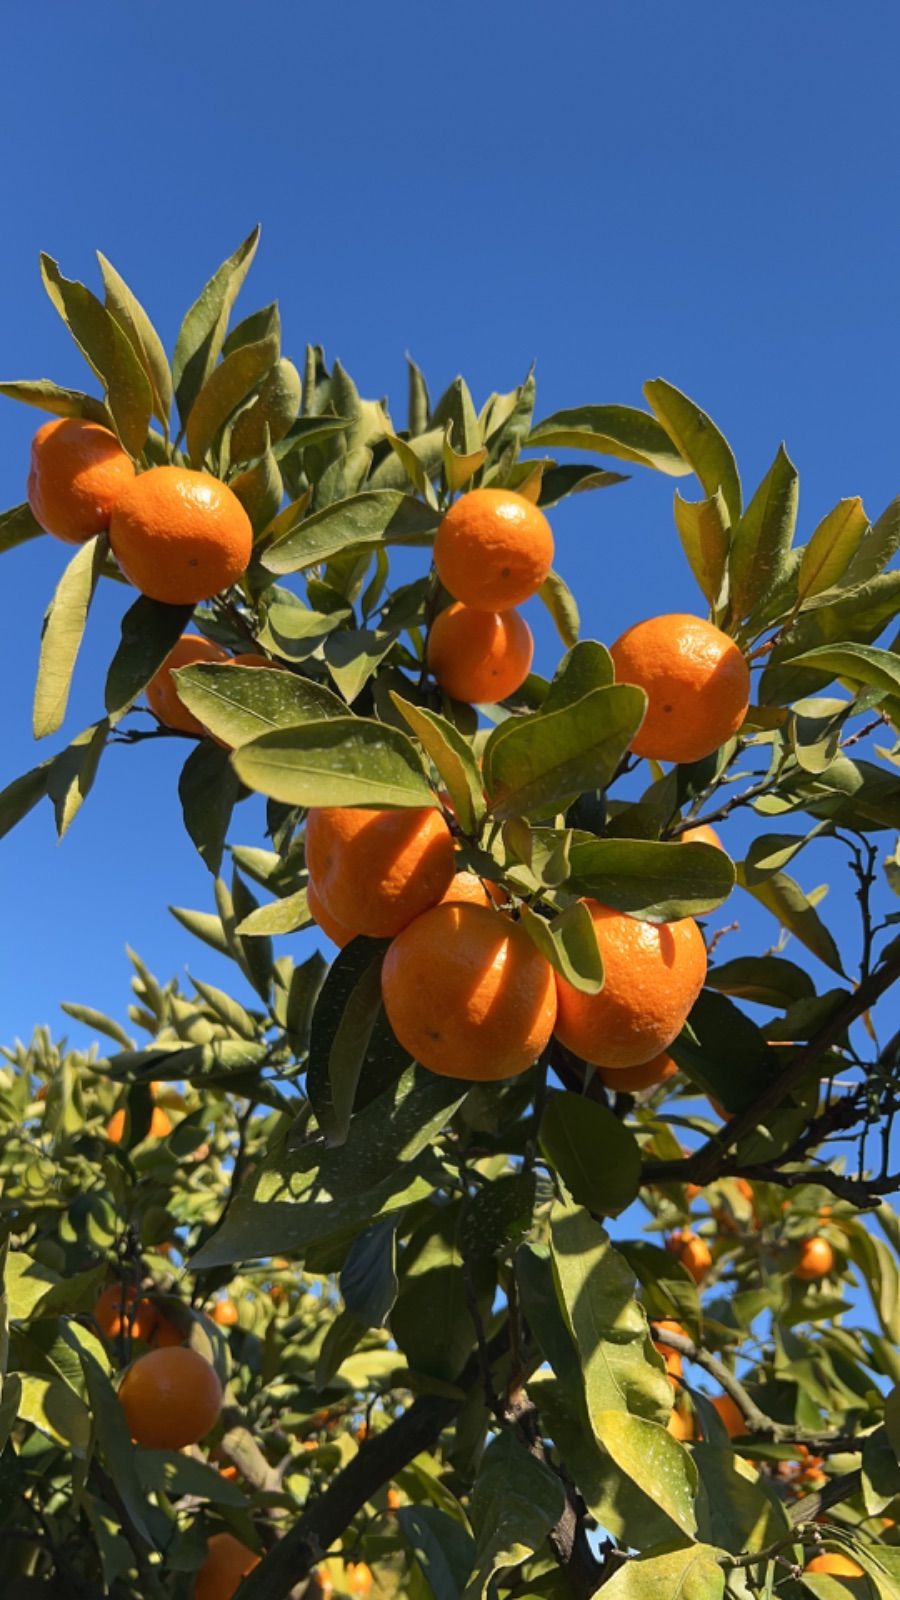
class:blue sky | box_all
[1,0,899,1049]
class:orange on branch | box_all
[553,902,707,1068]
[118,1346,222,1449]
[804,1552,864,1577]
[305,806,456,940]
[109,465,252,604]
[433,488,554,611]
[651,1320,687,1385]
[667,1403,695,1441]
[346,1563,374,1598]
[667,1229,712,1284]
[106,1104,172,1143]
[712,1393,746,1438]
[427,603,533,703]
[680,822,725,850]
[610,614,751,764]
[194,1531,260,1600]
[382,902,556,1081]
[212,1297,239,1327]
[27,417,135,543]
[307,880,355,948]
[146,633,229,735]
[597,1051,678,1094]
[93,1284,158,1343]
[793,1236,835,1281]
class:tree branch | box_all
[720,1469,863,1570]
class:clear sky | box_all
[2,1,899,1048]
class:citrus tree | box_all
[1,229,900,1599]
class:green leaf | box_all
[135,1447,247,1507]
[407,356,431,435]
[232,716,434,808]
[230,442,283,530]
[483,684,645,821]
[597,1545,725,1600]
[33,534,107,738]
[186,330,279,467]
[540,1093,642,1214]
[235,886,311,936]
[567,836,735,919]
[307,938,388,1143]
[538,463,629,505]
[728,444,799,625]
[172,226,260,427]
[736,862,845,975]
[178,740,241,873]
[262,489,440,574]
[80,1350,155,1546]
[0,379,110,423]
[59,1003,133,1049]
[544,641,615,711]
[592,1411,698,1539]
[324,627,398,703]
[462,1431,565,1600]
[105,595,195,722]
[885,1386,900,1460]
[844,494,900,584]
[707,953,815,1009]
[47,719,109,837]
[0,501,45,554]
[230,357,302,462]
[790,641,900,699]
[431,375,482,457]
[39,255,152,456]
[798,498,869,601]
[340,1218,398,1328]
[392,1206,492,1386]
[644,378,741,523]
[314,1308,366,1389]
[168,904,231,957]
[669,989,779,1114]
[97,252,173,428]
[443,429,487,491]
[397,1505,476,1600]
[527,405,693,475]
[173,660,346,748]
[18,1373,92,1454]
[0,761,50,841]
[539,570,580,647]
[389,693,485,834]
[673,488,730,607]
[519,901,603,993]
[693,1443,791,1554]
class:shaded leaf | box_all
[390,693,485,834]
[105,595,194,722]
[178,740,241,873]
[80,1351,155,1545]
[47,719,109,837]
[736,861,844,974]
[0,501,45,554]
[673,487,730,607]
[307,937,388,1144]
[527,405,693,475]
[728,444,799,624]
[172,226,260,426]
[40,255,152,456]
[97,252,173,427]
[566,836,735,919]
[340,1218,398,1328]
[540,1093,641,1214]
[34,534,107,739]
[519,901,603,993]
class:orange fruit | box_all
[27,418,135,544]
[553,902,707,1068]
[598,1051,678,1094]
[109,465,252,604]
[712,1394,746,1438]
[218,1463,240,1482]
[433,488,554,611]
[305,807,456,939]
[680,823,724,850]
[651,1321,687,1385]
[804,1552,863,1577]
[346,1563,374,1598]
[793,1236,835,1281]
[685,1183,702,1202]
[149,1315,184,1348]
[386,1486,401,1510]
[312,1569,334,1600]
[146,633,230,735]
[307,880,356,948]
[194,1532,260,1600]
[609,614,751,764]
[427,603,533,703]
[106,1104,172,1143]
[93,1284,159,1343]
[382,902,556,1081]
[666,1229,712,1284]
[118,1346,222,1449]
[734,1178,754,1202]
[667,1404,694,1441]
[212,1298,239,1327]
[441,870,495,909]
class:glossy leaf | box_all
[673,487,730,607]
[34,534,107,739]
[566,836,735,918]
[40,256,152,456]
[519,901,603,993]
[105,595,194,722]
[462,1431,565,1600]
[97,252,173,427]
[172,226,260,426]
[728,444,799,625]
[798,497,869,601]
[173,661,345,748]
[47,719,109,838]
[790,641,900,700]
[186,330,279,467]
[483,684,646,821]
[263,489,440,574]
[232,716,433,808]
[540,1093,642,1214]
[390,693,485,833]
[644,378,741,523]
[307,937,388,1143]
[543,640,615,711]
[597,1545,724,1600]
[178,740,241,873]
[736,862,844,974]
[526,405,693,475]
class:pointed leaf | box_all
[97,252,173,426]
[235,886,311,936]
[33,534,107,738]
[186,330,279,466]
[0,501,44,555]
[736,861,844,974]
[179,740,241,872]
[728,444,799,624]
[540,1092,642,1214]
[798,497,869,601]
[173,661,346,748]
[0,761,50,840]
[231,716,433,808]
[389,692,485,834]
[105,595,194,721]
[172,226,260,426]
[539,569,580,647]
[47,719,109,837]
[462,1431,565,1600]
[789,641,900,699]
[0,379,109,423]
[519,901,604,993]
[644,378,741,523]
[230,357,302,462]
[673,487,730,607]
[307,938,387,1143]
[40,255,152,456]
[527,405,692,475]
[483,684,646,821]
[567,836,735,919]
[263,489,440,574]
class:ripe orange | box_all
[194,1532,260,1600]
[667,1229,712,1284]
[312,1569,334,1600]
[386,1486,401,1510]
[553,902,707,1068]
[441,871,495,909]
[27,418,135,544]
[680,823,724,850]
[712,1394,746,1438]
[382,902,556,1080]
[212,1297,239,1327]
[307,880,356,948]
[149,1315,184,1348]
[793,1236,835,1281]
[118,1346,222,1449]
[346,1563,374,1598]
[609,614,751,764]
[433,488,554,611]
[106,1104,172,1143]
[685,1182,702,1202]
[109,465,252,604]
[305,807,456,939]
[218,1463,240,1482]
[93,1284,158,1343]
[651,1320,687,1385]
[804,1552,863,1577]
[598,1051,678,1094]
[146,633,229,735]
[667,1403,695,1441]
[427,603,533,703]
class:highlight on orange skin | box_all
[793,1236,835,1281]
[680,822,724,850]
[27,417,135,543]
[666,1228,712,1284]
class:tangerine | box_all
[149,1315,184,1348]
[804,1552,864,1577]
[118,1346,222,1448]
[667,1404,695,1441]
[212,1297,239,1327]
[553,902,707,1068]
[93,1284,158,1343]
[27,418,135,544]
[433,488,554,611]
[109,465,252,604]
[194,1531,260,1600]
[610,614,750,764]
[598,1051,678,1094]
[427,603,533,703]
[651,1320,687,1384]
[146,633,229,735]
[346,1563,374,1598]
[106,1104,172,1143]
[307,880,355,948]
[793,1236,834,1281]
[667,1229,712,1284]
[680,822,724,850]
[305,806,456,939]
[382,902,556,1080]
[711,1393,746,1438]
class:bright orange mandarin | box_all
[804,1552,863,1577]
[212,1298,239,1327]
[382,902,557,1080]
[667,1229,712,1284]
[27,418,135,543]
[553,902,707,1068]
[667,1404,694,1441]
[346,1563,374,1598]
[307,870,492,947]
[598,1051,678,1094]
[93,1284,158,1343]
[441,870,494,909]
[194,1532,260,1600]
[106,1104,172,1143]
[427,603,533,703]
[307,880,355,948]
[118,1346,222,1449]
[109,465,252,604]
[149,1316,183,1348]
[146,633,229,735]
[681,822,724,850]
[793,1236,835,1281]
[651,1319,687,1384]
[305,807,456,939]
[433,488,554,611]
[610,614,751,764]
[712,1394,746,1438]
